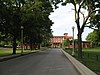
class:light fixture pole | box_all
[72,26,75,56]
[21,26,24,54]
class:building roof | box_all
[53,36,73,39]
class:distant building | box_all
[50,33,92,48]
[50,33,73,48]
[74,41,92,48]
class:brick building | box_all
[50,33,73,48]
[50,33,92,48]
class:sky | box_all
[49,4,93,41]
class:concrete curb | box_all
[0,51,37,62]
[61,49,97,75]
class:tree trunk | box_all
[30,43,33,50]
[37,43,40,49]
[12,35,17,54]
[78,32,82,59]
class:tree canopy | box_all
[62,39,70,49]
[0,0,53,54]
[86,31,100,47]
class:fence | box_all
[64,48,100,62]
[82,52,100,62]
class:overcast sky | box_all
[49,4,93,41]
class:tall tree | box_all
[0,0,53,53]
[50,0,100,58]
[22,0,53,49]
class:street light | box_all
[72,26,75,56]
[21,26,24,54]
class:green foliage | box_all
[88,1,100,30]
[0,32,12,46]
[50,0,63,9]
[86,31,99,47]
[62,39,70,48]
[22,0,53,47]
[0,0,53,53]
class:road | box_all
[0,48,80,75]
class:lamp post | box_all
[21,26,24,54]
[72,26,75,56]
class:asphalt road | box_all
[0,48,80,75]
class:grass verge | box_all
[64,47,100,74]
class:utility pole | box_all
[72,26,75,56]
[21,26,24,54]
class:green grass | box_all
[83,48,100,61]
[83,47,100,53]
[82,47,100,73]
[0,48,13,57]
[82,58,100,72]
[0,47,47,57]
[0,48,35,57]
[64,47,100,74]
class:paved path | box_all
[0,48,80,75]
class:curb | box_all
[0,51,37,62]
[61,49,97,75]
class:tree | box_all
[22,0,53,50]
[0,32,13,47]
[88,7,100,45]
[0,0,53,53]
[62,39,70,49]
[85,1,100,47]
[86,31,100,47]
[50,0,100,58]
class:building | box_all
[50,33,73,48]
[74,41,92,48]
[50,33,92,48]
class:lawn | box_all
[82,47,100,74]
[64,47,100,74]
[83,47,100,53]
[0,48,13,57]
[0,48,34,57]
